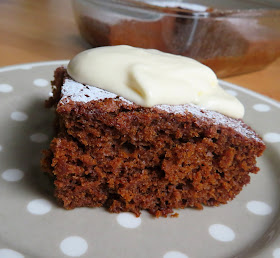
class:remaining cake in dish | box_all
[74,0,280,77]
[41,46,265,217]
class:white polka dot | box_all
[0,84,13,93]
[253,103,271,112]
[0,249,24,258]
[263,133,280,143]
[60,236,88,257]
[11,111,28,121]
[30,133,48,143]
[209,224,235,242]
[33,78,48,87]
[49,91,53,97]
[273,248,280,258]
[163,251,188,258]
[2,169,24,182]
[246,201,272,216]
[225,89,238,96]
[27,199,52,215]
[117,212,142,228]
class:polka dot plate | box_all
[0,61,279,258]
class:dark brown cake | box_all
[41,67,265,217]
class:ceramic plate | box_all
[0,61,279,258]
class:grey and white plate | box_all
[0,61,279,258]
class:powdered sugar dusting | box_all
[156,104,262,142]
[119,96,133,105]
[155,104,189,115]
[61,79,132,105]
[62,79,117,102]
[60,79,262,142]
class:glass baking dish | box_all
[72,0,280,78]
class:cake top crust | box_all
[59,77,264,143]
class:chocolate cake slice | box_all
[41,67,265,217]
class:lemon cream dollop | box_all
[67,45,244,119]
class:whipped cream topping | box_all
[67,45,244,119]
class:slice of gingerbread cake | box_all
[41,46,265,217]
